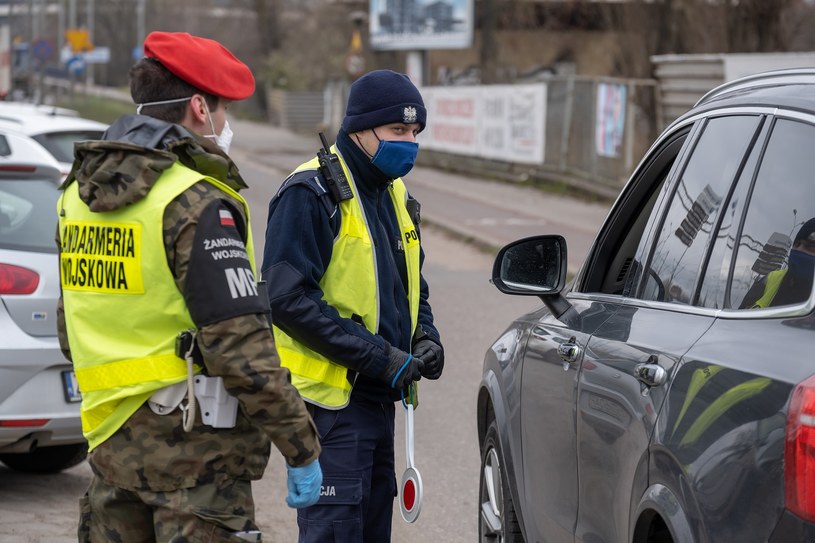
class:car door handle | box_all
[558,337,580,365]
[634,362,667,387]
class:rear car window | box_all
[0,180,60,253]
[729,118,815,309]
[31,130,103,163]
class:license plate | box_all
[61,370,82,403]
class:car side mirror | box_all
[492,235,577,323]
[492,235,567,295]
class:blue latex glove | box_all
[286,459,322,508]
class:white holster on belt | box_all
[148,382,187,415]
[148,376,238,429]
[193,375,239,428]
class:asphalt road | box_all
[0,119,610,541]
[0,223,539,542]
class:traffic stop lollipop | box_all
[399,383,423,523]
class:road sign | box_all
[66,54,85,76]
[31,38,54,62]
[66,29,93,52]
[83,47,110,64]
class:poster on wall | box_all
[421,86,479,156]
[479,85,546,164]
[370,0,474,50]
[420,84,547,165]
[595,82,627,158]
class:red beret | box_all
[143,31,255,101]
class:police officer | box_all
[261,69,444,541]
[57,31,321,541]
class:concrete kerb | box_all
[421,216,503,256]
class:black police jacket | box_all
[261,129,440,403]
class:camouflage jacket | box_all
[56,114,319,492]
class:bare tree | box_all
[721,0,796,53]
[479,0,498,84]
[260,2,354,90]
[92,0,141,85]
[599,0,815,78]
[254,0,281,56]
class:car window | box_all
[728,118,815,310]
[582,130,689,296]
[696,118,769,309]
[31,131,103,163]
[0,180,60,253]
[637,116,762,304]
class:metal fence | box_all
[267,89,325,133]
[553,76,659,195]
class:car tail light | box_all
[785,373,815,521]
[0,164,37,173]
[0,419,49,427]
[0,263,40,294]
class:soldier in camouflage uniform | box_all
[56,32,321,542]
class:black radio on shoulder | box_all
[317,132,354,202]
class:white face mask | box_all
[202,101,233,154]
[214,120,233,154]
[135,96,233,154]
[135,96,192,115]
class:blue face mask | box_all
[370,137,419,179]
[788,248,815,281]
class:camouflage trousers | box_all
[78,476,261,542]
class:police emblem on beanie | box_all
[342,70,427,133]
[403,106,418,124]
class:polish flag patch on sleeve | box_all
[219,209,236,227]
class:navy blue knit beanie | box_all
[795,217,815,245]
[342,70,426,133]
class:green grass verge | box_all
[54,95,134,125]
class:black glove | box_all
[383,346,424,389]
[412,338,444,380]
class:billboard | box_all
[370,0,473,51]
[420,84,547,165]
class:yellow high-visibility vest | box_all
[752,269,787,309]
[272,147,421,408]
[57,162,255,450]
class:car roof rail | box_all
[695,68,815,108]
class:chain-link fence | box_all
[552,76,659,195]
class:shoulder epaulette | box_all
[275,169,338,218]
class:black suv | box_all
[478,69,815,542]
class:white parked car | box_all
[0,128,87,473]
[0,102,81,118]
[0,105,106,177]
